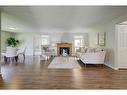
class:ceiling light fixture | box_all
[9,27,16,30]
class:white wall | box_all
[104,24,116,69]
[88,31,98,48]
[14,33,36,55]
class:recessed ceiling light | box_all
[9,27,16,30]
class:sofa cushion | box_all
[95,48,104,52]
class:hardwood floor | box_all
[0,56,127,89]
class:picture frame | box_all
[98,32,106,46]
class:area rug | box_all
[48,57,81,69]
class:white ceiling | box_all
[2,6,127,33]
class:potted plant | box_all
[6,37,19,47]
[6,37,20,51]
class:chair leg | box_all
[4,56,7,62]
[23,54,25,60]
[15,56,18,62]
[8,57,11,63]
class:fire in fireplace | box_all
[60,47,69,56]
[57,43,72,56]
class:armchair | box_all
[17,47,26,60]
[2,47,18,62]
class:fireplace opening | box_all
[60,47,69,56]
[57,43,72,56]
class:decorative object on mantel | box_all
[98,32,106,46]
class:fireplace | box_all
[57,43,72,56]
[60,47,69,56]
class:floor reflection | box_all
[0,75,6,89]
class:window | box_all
[41,35,50,45]
[74,39,83,47]
[74,36,84,52]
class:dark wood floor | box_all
[0,56,127,89]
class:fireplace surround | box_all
[57,43,72,56]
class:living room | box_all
[1,6,127,89]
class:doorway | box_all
[116,22,127,69]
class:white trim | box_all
[115,25,119,71]
[104,63,118,70]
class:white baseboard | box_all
[104,63,118,70]
[117,66,127,69]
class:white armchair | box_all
[80,51,106,64]
[17,47,26,60]
[2,47,18,62]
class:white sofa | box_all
[80,51,106,64]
